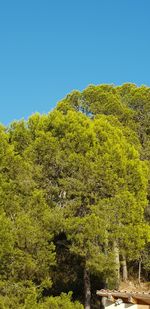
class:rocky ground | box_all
[119,281,150,293]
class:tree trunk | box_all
[114,241,120,288]
[122,254,128,282]
[84,267,91,309]
[138,260,141,285]
[104,239,108,289]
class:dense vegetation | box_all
[0,83,150,308]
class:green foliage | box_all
[0,83,150,307]
[40,292,84,309]
[0,282,83,309]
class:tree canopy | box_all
[0,83,150,308]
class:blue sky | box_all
[0,0,150,125]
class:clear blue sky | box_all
[0,0,150,125]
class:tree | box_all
[35,109,148,308]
